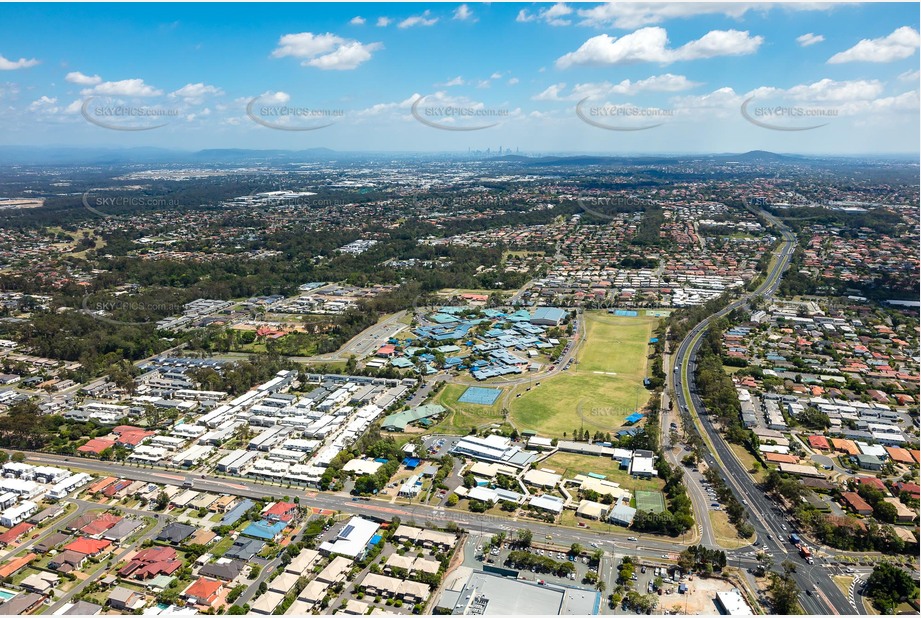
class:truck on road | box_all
[798,544,814,564]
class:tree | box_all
[11,452,25,463]
[0,451,8,465]
[516,528,532,548]
[569,543,583,556]
[872,500,898,524]
[767,561,800,614]
[864,562,918,614]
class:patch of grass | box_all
[728,443,766,483]
[430,383,507,433]
[709,510,754,549]
[510,312,656,437]
[831,575,854,599]
[211,534,235,558]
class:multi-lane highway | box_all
[670,217,863,614]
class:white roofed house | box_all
[528,494,565,515]
[576,499,610,520]
[629,450,658,478]
[318,516,381,559]
[523,468,562,489]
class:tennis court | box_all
[635,490,666,513]
[612,309,638,317]
[458,386,502,405]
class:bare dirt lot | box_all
[657,576,750,615]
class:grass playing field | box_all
[431,383,507,432]
[510,311,658,437]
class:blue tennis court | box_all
[458,386,502,405]
[613,309,638,317]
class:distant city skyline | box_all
[0,2,918,154]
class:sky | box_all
[0,2,919,154]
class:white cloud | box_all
[439,76,465,87]
[517,3,573,27]
[0,54,39,70]
[556,27,763,68]
[898,69,920,82]
[83,79,163,97]
[350,16,366,25]
[65,71,102,85]
[28,95,58,112]
[516,9,535,23]
[272,32,382,70]
[677,30,764,61]
[574,3,838,29]
[490,72,503,80]
[376,17,392,27]
[828,26,920,63]
[508,77,520,85]
[784,78,882,102]
[307,41,383,70]
[670,78,912,118]
[533,73,700,101]
[250,91,290,105]
[170,83,223,101]
[796,33,825,47]
[454,4,476,22]
[355,93,421,117]
[399,11,438,29]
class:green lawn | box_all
[510,312,657,437]
[430,383,507,432]
[211,534,235,557]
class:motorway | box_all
[670,217,863,615]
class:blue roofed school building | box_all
[402,304,571,380]
[529,307,567,326]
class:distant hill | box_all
[0,146,341,165]
[709,150,801,163]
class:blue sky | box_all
[0,2,918,154]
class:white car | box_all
[627,537,638,542]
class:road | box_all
[25,453,752,570]
[659,349,716,548]
[670,216,862,615]
[47,502,166,613]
